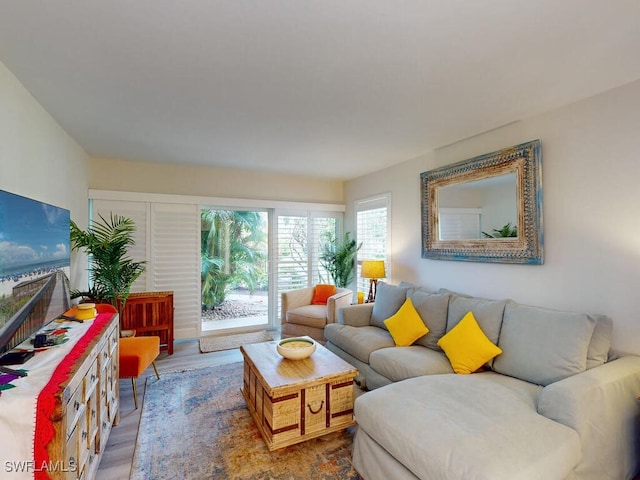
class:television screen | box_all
[0,189,71,358]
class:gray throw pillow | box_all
[492,302,597,386]
[586,314,612,369]
[370,282,410,330]
[446,295,506,345]
[408,291,450,350]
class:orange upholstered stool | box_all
[119,336,160,409]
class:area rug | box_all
[198,330,272,353]
[130,362,361,479]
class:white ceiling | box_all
[1,1,639,181]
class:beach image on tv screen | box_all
[0,190,71,351]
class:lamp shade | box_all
[361,260,386,279]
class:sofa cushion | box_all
[587,314,613,369]
[446,294,506,345]
[492,302,597,386]
[438,311,502,374]
[407,291,450,350]
[369,346,453,382]
[285,304,328,329]
[354,373,581,480]
[324,324,394,363]
[383,298,429,346]
[370,282,410,329]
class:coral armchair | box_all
[281,286,352,344]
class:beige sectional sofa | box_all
[324,282,640,480]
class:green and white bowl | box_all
[276,337,316,360]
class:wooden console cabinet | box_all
[119,291,174,354]
[48,313,119,480]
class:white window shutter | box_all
[438,208,482,240]
[150,203,201,340]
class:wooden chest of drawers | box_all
[47,314,119,480]
[119,291,174,354]
[240,340,357,450]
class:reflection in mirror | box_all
[437,173,517,241]
[421,140,543,264]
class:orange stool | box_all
[119,336,160,409]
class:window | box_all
[91,190,344,336]
[275,211,340,316]
[355,194,390,294]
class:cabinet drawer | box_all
[65,424,80,480]
[65,384,86,439]
[87,389,99,447]
[85,360,99,400]
[107,325,118,355]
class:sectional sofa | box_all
[324,282,640,480]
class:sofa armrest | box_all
[337,303,374,327]
[281,287,314,324]
[327,288,353,324]
[537,355,640,479]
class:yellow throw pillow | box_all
[383,298,429,347]
[437,311,502,374]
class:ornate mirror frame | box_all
[421,139,543,264]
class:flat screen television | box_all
[0,189,71,361]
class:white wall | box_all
[0,60,90,291]
[345,79,640,354]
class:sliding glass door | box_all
[201,208,269,333]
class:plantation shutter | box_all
[91,200,201,339]
[275,211,340,318]
[276,214,309,291]
[310,215,338,285]
[150,203,201,340]
[438,208,481,240]
[355,194,390,294]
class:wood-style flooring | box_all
[95,336,256,480]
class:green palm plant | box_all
[70,213,146,313]
[319,232,361,288]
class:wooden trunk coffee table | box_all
[240,338,358,450]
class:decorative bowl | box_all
[75,303,97,320]
[276,337,316,360]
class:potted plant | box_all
[70,213,146,316]
[319,232,361,288]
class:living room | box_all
[1,2,640,479]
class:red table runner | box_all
[33,306,116,480]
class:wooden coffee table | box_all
[240,338,358,450]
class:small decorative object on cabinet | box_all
[119,291,174,354]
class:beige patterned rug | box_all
[198,330,272,353]
[131,362,361,479]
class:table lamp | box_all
[361,260,386,303]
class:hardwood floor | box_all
[95,336,263,480]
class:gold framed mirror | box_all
[421,140,543,264]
